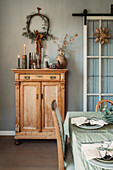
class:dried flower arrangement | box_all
[53,33,78,53]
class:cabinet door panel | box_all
[42,82,61,132]
[20,82,41,132]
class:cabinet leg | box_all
[14,139,20,145]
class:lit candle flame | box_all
[18,55,20,59]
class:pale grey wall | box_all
[0,0,112,130]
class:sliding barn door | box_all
[83,16,113,111]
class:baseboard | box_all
[0,131,15,136]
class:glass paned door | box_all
[83,17,113,111]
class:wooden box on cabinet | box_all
[12,69,67,140]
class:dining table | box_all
[64,111,113,170]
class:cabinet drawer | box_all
[20,74,60,80]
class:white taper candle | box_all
[24,44,26,55]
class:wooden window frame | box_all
[83,16,113,111]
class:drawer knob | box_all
[24,76,30,79]
[37,76,43,78]
[50,76,56,79]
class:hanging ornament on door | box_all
[93,26,111,45]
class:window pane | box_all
[87,59,99,93]
[87,96,99,111]
[101,59,113,93]
[88,21,93,38]
[88,77,99,93]
[101,43,108,56]
[108,39,113,56]
[87,20,99,56]
[101,20,113,56]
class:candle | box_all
[41,47,43,60]
[18,55,20,68]
[24,44,26,55]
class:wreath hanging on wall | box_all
[22,7,55,67]
[22,7,54,44]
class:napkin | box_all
[90,119,108,126]
[71,117,87,126]
[71,117,108,126]
[81,141,113,161]
[82,143,101,160]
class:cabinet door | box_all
[20,82,41,132]
[42,82,61,132]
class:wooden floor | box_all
[0,136,58,170]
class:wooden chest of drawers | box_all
[20,74,60,80]
[12,69,67,143]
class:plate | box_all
[96,157,113,163]
[78,124,104,130]
[89,159,113,169]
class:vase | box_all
[55,50,66,68]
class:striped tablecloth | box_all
[64,112,113,170]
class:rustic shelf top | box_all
[11,69,68,74]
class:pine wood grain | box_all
[12,69,67,140]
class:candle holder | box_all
[17,67,21,69]
[22,55,27,69]
[29,52,32,69]
[111,4,113,14]
[17,55,21,69]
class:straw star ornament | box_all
[93,26,111,45]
